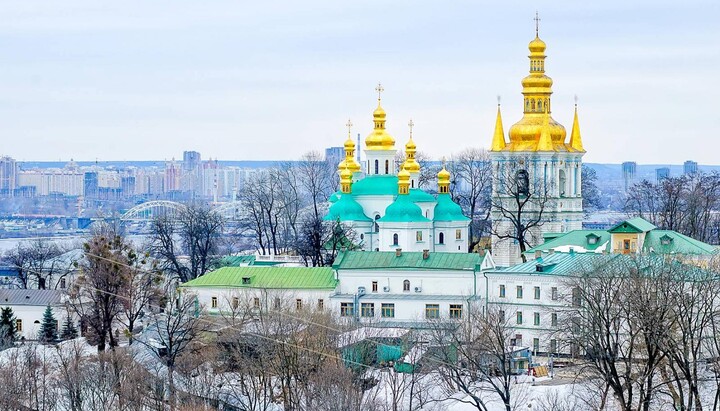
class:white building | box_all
[0,289,71,340]
[179,266,338,314]
[331,250,495,325]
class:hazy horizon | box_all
[0,1,717,163]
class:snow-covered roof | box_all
[0,289,64,306]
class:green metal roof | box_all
[608,217,657,233]
[407,188,436,203]
[333,250,483,271]
[643,230,717,255]
[180,266,338,289]
[378,195,430,223]
[325,194,372,222]
[524,230,610,255]
[433,194,470,222]
[351,175,399,196]
[497,252,614,275]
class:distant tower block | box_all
[656,167,670,184]
[684,160,698,175]
[622,161,637,192]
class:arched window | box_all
[439,232,445,244]
[385,160,389,174]
[525,99,530,112]
[537,100,543,112]
[374,160,379,175]
[403,280,410,292]
[411,180,415,188]
[392,233,399,245]
[559,170,567,197]
[531,99,535,110]
[374,215,380,233]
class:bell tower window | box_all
[374,160,379,175]
[385,160,389,175]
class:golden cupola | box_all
[365,84,396,151]
[437,162,451,194]
[402,119,421,173]
[397,166,411,195]
[338,119,361,173]
[498,20,581,153]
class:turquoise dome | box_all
[351,175,399,196]
[324,195,371,222]
[433,194,469,222]
[408,188,436,203]
[328,191,341,203]
[378,195,430,223]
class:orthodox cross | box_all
[346,118,353,138]
[375,83,384,101]
[534,12,541,36]
[408,119,414,139]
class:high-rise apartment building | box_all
[622,161,637,191]
[684,160,698,175]
[0,156,18,195]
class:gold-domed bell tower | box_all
[364,83,398,176]
[338,119,362,179]
[402,119,421,188]
[489,14,586,267]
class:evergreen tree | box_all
[0,307,17,348]
[39,305,58,343]
[60,315,78,340]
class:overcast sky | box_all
[0,1,718,164]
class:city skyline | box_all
[0,1,717,163]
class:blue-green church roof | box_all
[378,195,430,223]
[324,194,371,222]
[433,194,470,222]
[351,175,399,196]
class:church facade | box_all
[324,89,470,253]
[489,28,586,267]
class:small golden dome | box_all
[340,165,353,181]
[529,36,546,54]
[437,165,450,182]
[366,101,396,150]
[344,137,355,150]
[405,137,416,151]
[398,166,411,180]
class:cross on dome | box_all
[408,119,414,138]
[534,11,541,36]
[375,83,384,101]
[346,118,353,137]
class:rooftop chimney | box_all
[395,248,402,257]
[422,249,430,260]
[535,250,542,260]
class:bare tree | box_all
[1,238,67,289]
[70,225,132,352]
[149,203,225,282]
[450,148,493,251]
[491,159,552,262]
[120,254,163,345]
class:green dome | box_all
[378,195,430,223]
[324,195,371,222]
[408,188,436,203]
[328,191,341,203]
[351,175,399,196]
[433,194,469,222]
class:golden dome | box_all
[366,102,396,150]
[529,36,546,54]
[402,135,420,173]
[344,136,355,150]
[398,166,411,180]
[340,165,353,181]
[339,165,353,194]
[437,165,450,182]
[405,137,416,151]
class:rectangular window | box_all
[15,319,22,332]
[517,285,523,299]
[232,297,239,309]
[361,303,375,317]
[551,313,558,326]
[449,304,463,319]
[60,278,66,289]
[381,303,395,318]
[516,311,523,325]
[499,284,506,298]
[296,299,303,310]
[499,310,505,322]
[425,304,440,319]
[534,286,541,300]
[551,287,558,301]
[550,339,557,354]
[340,302,354,317]
[211,296,218,309]
[572,287,581,307]
[533,338,540,353]
[317,299,324,310]
[534,312,540,326]
[372,281,378,292]
[455,229,462,240]
[254,297,260,309]
[273,297,280,310]
[416,231,423,241]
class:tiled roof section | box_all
[609,217,657,233]
[524,230,610,255]
[333,251,483,271]
[180,266,337,289]
[643,230,717,255]
[0,289,63,306]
